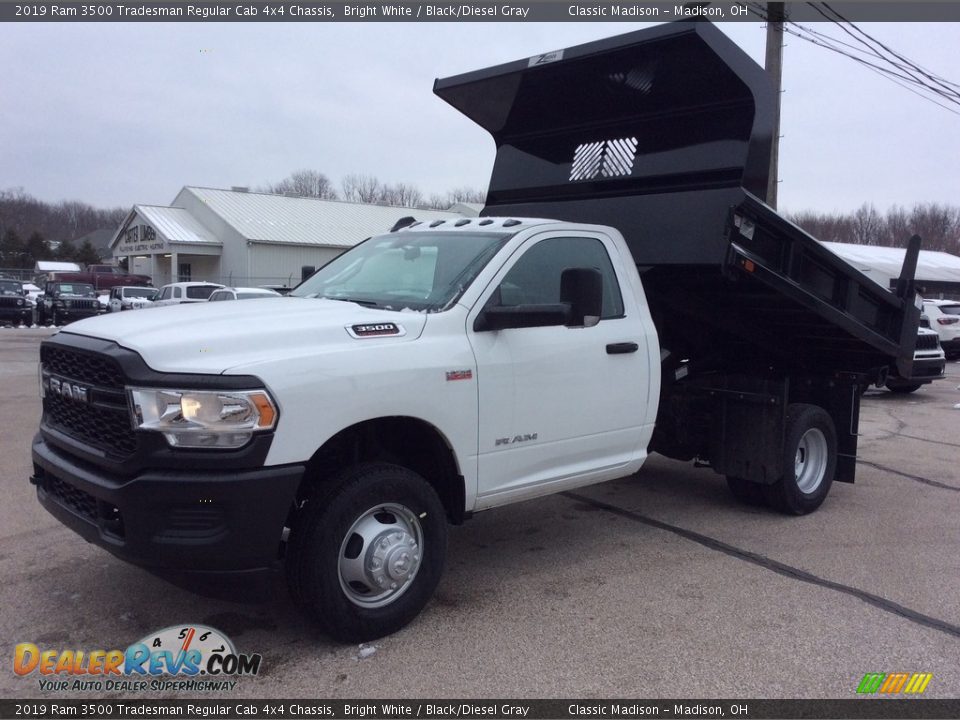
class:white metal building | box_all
[111,187,465,288]
[823,242,960,299]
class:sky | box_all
[0,18,958,215]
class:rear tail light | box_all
[936,317,959,325]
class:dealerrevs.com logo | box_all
[14,624,261,692]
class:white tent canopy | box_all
[35,261,81,273]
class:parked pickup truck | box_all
[28,21,921,642]
[40,264,152,291]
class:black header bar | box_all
[4,2,960,22]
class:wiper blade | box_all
[324,296,382,308]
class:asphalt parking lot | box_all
[1,327,958,700]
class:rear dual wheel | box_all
[727,403,837,515]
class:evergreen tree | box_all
[56,239,77,262]
[24,232,50,267]
[76,239,101,266]
[0,229,25,268]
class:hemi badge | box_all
[347,323,405,339]
[446,370,472,382]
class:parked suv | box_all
[153,282,224,306]
[0,278,32,327]
[884,326,946,393]
[108,286,160,312]
[37,282,100,326]
[922,299,960,358]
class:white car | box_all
[108,286,160,312]
[883,326,945,393]
[208,287,282,302]
[153,282,224,307]
[921,299,960,359]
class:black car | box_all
[0,279,32,327]
[37,282,100,326]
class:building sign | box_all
[116,223,165,255]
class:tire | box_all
[285,462,447,642]
[886,383,923,394]
[763,403,837,516]
[726,476,767,507]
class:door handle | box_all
[606,342,639,354]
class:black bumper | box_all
[0,307,31,324]
[32,434,304,576]
[906,357,946,382]
[941,338,960,357]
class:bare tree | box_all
[885,205,910,248]
[423,186,486,210]
[0,187,126,246]
[341,174,385,204]
[381,182,424,208]
[851,204,884,246]
[262,169,338,200]
[908,203,960,253]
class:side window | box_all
[496,237,624,319]
[174,287,182,299]
[160,287,172,300]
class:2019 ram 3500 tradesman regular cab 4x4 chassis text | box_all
[30,21,921,642]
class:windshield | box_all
[125,288,157,299]
[56,284,96,297]
[940,304,960,316]
[186,286,219,299]
[0,280,22,295]
[293,231,510,312]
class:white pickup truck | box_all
[29,21,921,642]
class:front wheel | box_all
[764,403,837,515]
[286,462,447,642]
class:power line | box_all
[750,2,960,114]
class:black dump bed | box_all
[434,20,919,378]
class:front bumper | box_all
[32,434,304,575]
[50,309,100,323]
[908,356,946,381]
[0,306,31,324]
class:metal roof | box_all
[822,242,960,284]
[181,187,462,247]
[136,205,221,245]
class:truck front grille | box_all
[40,346,137,459]
[916,334,940,351]
[42,346,124,387]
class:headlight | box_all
[128,388,278,449]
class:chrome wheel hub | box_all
[338,503,423,608]
[794,428,828,495]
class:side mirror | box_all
[560,267,603,328]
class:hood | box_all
[63,297,428,374]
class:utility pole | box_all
[764,2,785,209]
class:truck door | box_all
[468,232,652,508]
